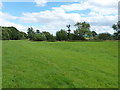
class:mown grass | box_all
[2,40,118,88]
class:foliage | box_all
[46,34,56,42]
[1,21,118,41]
[0,26,27,40]
[73,30,85,40]
[36,29,40,34]
[112,22,120,40]
[33,33,47,41]
[27,27,36,40]
[74,22,92,39]
[98,33,112,40]
[56,29,68,41]
[91,31,97,37]
[113,31,120,40]
[42,32,55,41]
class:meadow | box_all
[2,40,118,88]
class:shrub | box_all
[33,33,46,41]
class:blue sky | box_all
[2,2,73,16]
[0,0,118,34]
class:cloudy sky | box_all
[0,0,118,34]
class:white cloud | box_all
[88,0,118,8]
[83,15,117,26]
[20,0,118,34]
[52,2,90,12]
[0,12,17,19]
[21,10,81,24]
[91,26,114,34]
[52,0,118,15]
[20,9,82,34]
[34,0,47,7]
[0,12,27,32]
[1,0,118,34]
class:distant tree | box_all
[2,29,10,40]
[36,29,40,34]
[7,27,21,40]
[98,33,112,40]
[27,27,35,40]
[47,34,55,42]
[1,26,26,40]
[92,31,97,37]
[75,22,90,30]
[74,22,82,30]
[112,22,120,40]
[22,32,28,39]
[42,31,50,36]
[113,31,120,40]
[74,22,91,39]
[91,31,98,40]
[112,24,117,31]
[19,31,27,39]
[69,33,74,40]
[66,25,71,40]
[42,31,55,41]
[42,31,50,40]
[33,33,46,41]
[56,29,68,41]
[73,30,85,40]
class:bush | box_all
[33,33,46,41]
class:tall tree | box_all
[27,27,35,40]
[74,22,91,38]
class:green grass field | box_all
[2,40,118,88]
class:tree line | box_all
[0,21,120,41]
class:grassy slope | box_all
[2,40,118,88]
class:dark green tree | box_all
[47,34,55,42]
[92,31,97,37]
[56,29,68,41]
[1,26,26,40]
[112,22,120,40]
[27,27,35,40]
[36,29,40,34]
[42,31,50,40]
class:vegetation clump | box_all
[1,21,120,41]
